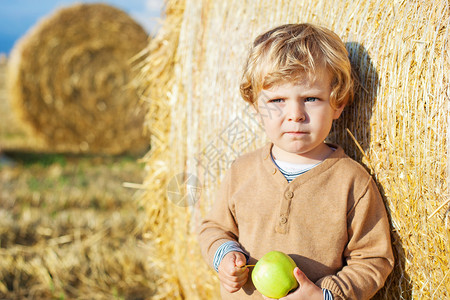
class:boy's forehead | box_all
[259,67,332,92]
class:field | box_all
[0,60,157,299]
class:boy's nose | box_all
[287,102,306,122]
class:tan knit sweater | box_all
[198,143,394,299]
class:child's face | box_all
[256,68,344,164]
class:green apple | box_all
[251,251,299,299]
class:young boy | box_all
[198,23,394,300]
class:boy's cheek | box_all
[257,102,284,119]
[254,108,273,127]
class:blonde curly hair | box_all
[240,23,354,110]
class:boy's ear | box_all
[333,104,345,120]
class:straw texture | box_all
[7,3,149,154]
[138,0,449,298]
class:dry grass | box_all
[6,3,149,155]
[137,0,449,299]
[0,153,157,299]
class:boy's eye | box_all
[305,97,319,102]
[269,98,284,103]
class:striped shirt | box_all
[272,158,322,183]
[213,240,249,272]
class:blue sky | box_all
[0,0,164,54]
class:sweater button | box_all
[280,216,288,224]
[285,191,294,199]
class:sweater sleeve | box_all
[316,177,394,300]
[198,169,240,269]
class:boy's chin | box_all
[272,143,332,162]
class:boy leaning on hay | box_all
[198,23,394,300]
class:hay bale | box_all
[7,3,149,154]
[138,0,449,298]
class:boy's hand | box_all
[262,267,323,300]
[218,251,249,293]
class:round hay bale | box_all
[7,3,149,154]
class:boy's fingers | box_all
[230,264,248,276]
[219,271,248,292]
[220,273,245,286]
[223,252,237,271]
[293,267,307,285]
[235,253,246,268]
[220,252,248,275]
[218,252,250,294]
[221,279,242,293]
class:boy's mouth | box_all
[284,131,308,137]
[285,131,307,134]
